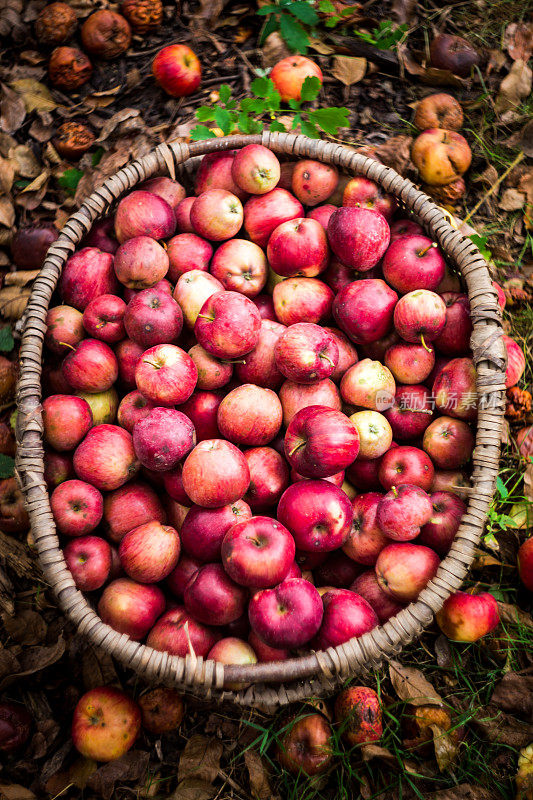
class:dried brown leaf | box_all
[170,779,217,800]
[9,80,57,113]
[391,0,417,24]
[0,785,36,800]
[361,743,397,764]
[80,643,119,690]
[308,37,336,55]
[471,704,533,748]
[0,155,15,194]
[427,785,497,800]
[491,672,533,719]
[0,84,26,134]
[178,735,223,784]
[389,660,443,706]
[374,135,413,174]
[0,287,31,320]
[497,600,533,630]
[244,750,273,800]
[197,0,229,26]
[331,56,367,86]
[94,109,141,144]
[0,196,15,228]
[87,751,150,800]
[429,724,459,772]
[525,461,533,500]
[0,634,65,689]
[3,609,47,645]
[398,46,467,88]
[9,144,40,179]
[261,31,291,68]
[499,187,525,211]
[495,59,533,113]
[504,22,533,62]
[3,270,40,287]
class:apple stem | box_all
[58,341,76,351]
[403,407,433,415]
[420,334,433,353]
[183,620,196,658]
[321,354,336,368]
[196,314,214,322]
[418,242,438,257]
[391,485,398,497]
[223,359,246,365]
[143,359,160,369]
[288,440,306,457]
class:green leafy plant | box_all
[257,0,319,53]
[190,77,349,142]
[57,167,83,196]
[318,0,359,28]
[353,19,407,50]
[0,453,15,479]
[0,326,14,353]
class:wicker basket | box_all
[15,132,507,708]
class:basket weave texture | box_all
[15,132,507,708]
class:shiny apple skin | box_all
[277,479,353,552]
[284,405,359,479]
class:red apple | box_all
[83,216,118,254]
[231,144,280,194]
[98,577,165,640]
[433,357,477,420]
[277,479,352,552]
[135,344,197,406]
[64,535,111,591]
[190,189,243,241]
[51,479,103,536]
[433,293,472,355]
[45,305,84,354]
[124,286,183,349]
[423,416,474,469]
[115,339,143,390]
[314,550,363,588]
[431,469,470,499]
[189,344,233,390]
[313,588,378,649]
[436,591,499,641]
[349,410,393,459]
[62,339,118,394]
[327,207,390,271]
[292,159,338,206]
[343,176,397,221]
[184,563,248,625]
[334,686,383,745]
[378,445,434,492]
[180,499,252,562]
[343,492,390,565]
[345,443,397,492]
[179,390,222,441]
[208,637,257,688]
[217,384,282,446]
[376,484,433,541]
[60,247,119,311]
[275,712,333,777]
[376,543,440,602]
[382,235,445,293]
[279,378,341,427]
[517,538,533,591]
[222,516,295,588]
[389,218,424,242]
[503,334,526,388]
[270,54,323,102]
[117,390,155,432]
[273,276,333,326]
[307,204,337,230]
[361,329,400,362]
[350,570,404,622]
[104,480,166,542]
[0,479,28,534]
[138,687,184,734]
[115,190,176,243]
[252,293,276,320]
[44,450,74,489]
[267,218,328,278]
[493,280,506,310]
[153,43,201,96]
[323,327,358,382]
[166,554,201,598]
[83,294,126,344]
[133,407,196,471]
[243,446,289,511]
[243,188,303,248]
[76,388,118,426]
[285,405,359,478]
[394,289,447,347]
[140,176,186,212]
[333,279,398,344]
[146,606,219,657]
[195,150,247,200]
[195,290,261,359]
[248,630,289,662]
[426,354,453,389]
[341,358,396,410]
[74,424,140,491]
[119,520,180,583]
[384,384,434,440]
[174,269,223,329]
[322,258,355,293]
[419,490,466,555]
[114,236,169,289]
[210,238,267,298]
[235,319,286,390]
[71,687,140,762]
[385,342,435,385]
[162,464,190,505]
[166,232,212,282]
[248,578,323,648]
[275,323,338,384]
[182,439,250,508]
[43,394,93,451]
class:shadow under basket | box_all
[15,132,507,708]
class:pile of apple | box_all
[42,143,525,675]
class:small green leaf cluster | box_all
[353,20,408,51]
[190,77,349,142]
[258,0,319,54]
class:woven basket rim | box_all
[15,132,506,708]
